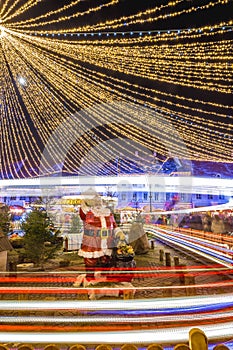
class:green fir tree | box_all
[22,209,62,268]
[0,204,11,236]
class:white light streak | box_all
[0,322,233,344]
[0,293,232,311]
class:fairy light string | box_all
[3,0,120,30]
[1,0,84,24]
[15,30,232,120]
[3,0,182,28]
[7,31,231,163]
[2,28,233,167]
[0,0,232,178]
[3,0,229,34]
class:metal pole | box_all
[149,184,152,212]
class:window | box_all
[133,192,137,200]
[166,193,170,201]
[143,192,148,201]
[154,193,159,201]
[207,194,213,199]
[180,193,185,200]
[121,194,126,200]
[196,194,202,199]
[219,194,225,200]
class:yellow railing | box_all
[0,328,230,350]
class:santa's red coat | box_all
[79,207,116,260]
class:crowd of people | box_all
[168,212,233,234]
[120,211,233,235]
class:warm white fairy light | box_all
[0,1,232,178]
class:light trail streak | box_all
[0,278,233,295]
[0,321,233,344]
[147,228,233,267]
[1,309,233,324]
[0,293,233,310]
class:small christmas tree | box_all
[22,209,62,268]
[0,204,11,236]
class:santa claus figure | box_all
[78,195,124,273]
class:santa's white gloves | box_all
[115,228,126,241]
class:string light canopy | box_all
[0,0,232,179]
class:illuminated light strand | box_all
[2,0,84,24]
[5,21,233,47]
[58,44,231,93]
[3,71,42,176]
[3,34,120,175]
[0,0,12,17]
[6,31,232,165]
[59,48,231,94]
[22,32,232,124]
[1,37,72,175]
[1,47,28,178]
[10,32,230,92]
[1,0,42,23]
[1,45,45,177]
[18,31,233,115]
[19,34,231,140]
[4,0,183,27]
[69,0,230,33]
[0,0,23,21]
[2,2,233,180]
[4,0,120,30]
[20,24,233,38]
[60,50,231,93]
[5,0,229,34]
[24,35,232,139]
[5,34,164,174]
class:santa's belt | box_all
[84,229,110,238]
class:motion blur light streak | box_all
[0,321,233,344]
[0,280,233,295]
[2,308,233,324]
[148,227,233,267]
[1,293,233,310]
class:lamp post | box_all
[149,184,152,213]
